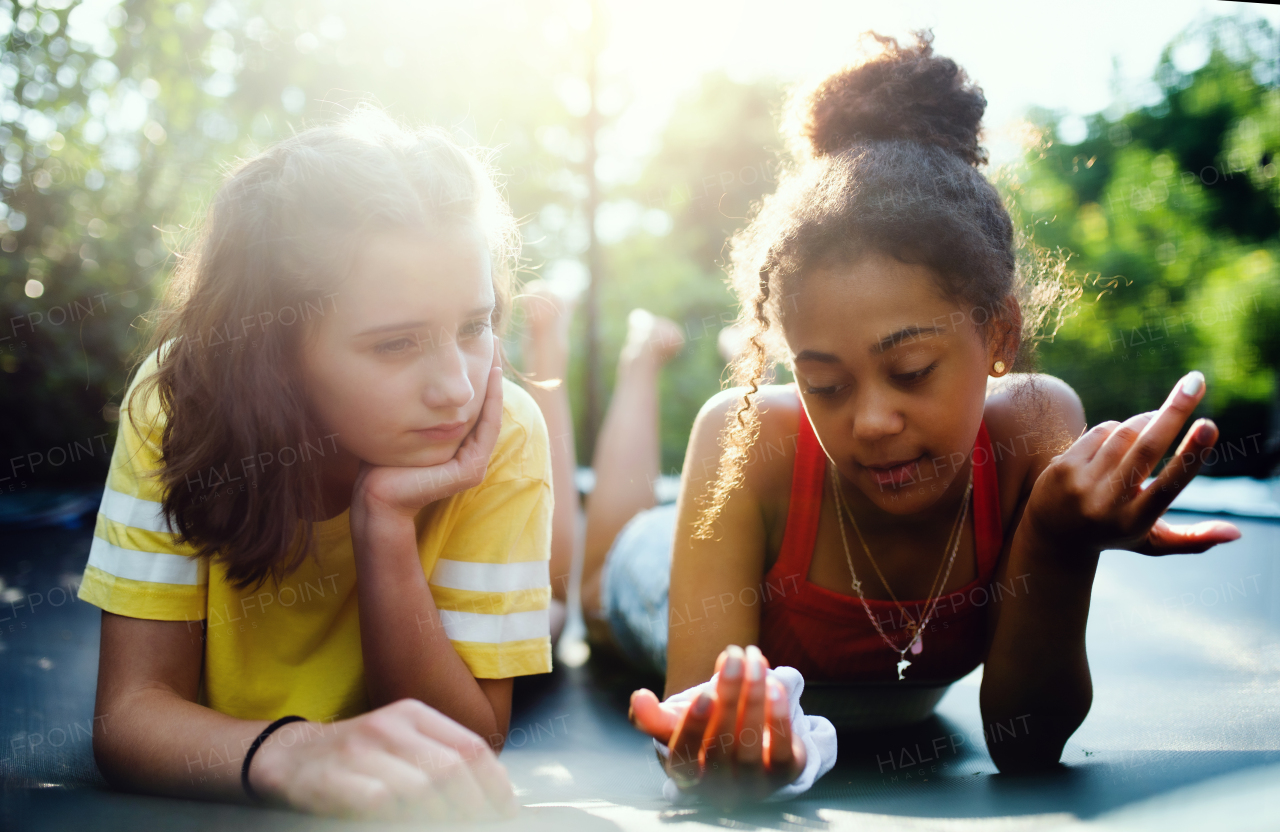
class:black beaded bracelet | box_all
[242,715,307,802]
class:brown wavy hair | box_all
[694,31,1079,539]
[130,108,520,588]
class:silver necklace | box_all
[829,463,973,680]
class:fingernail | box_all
[1181,371,1204,398]
[723,655,742,680]
[1195,420,1214,443]
[746,656,762,682]
[692,693,712,716]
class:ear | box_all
[989,295,1022,371]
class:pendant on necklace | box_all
[896,657,911,680]
[910,633,923,655]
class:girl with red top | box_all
[555,32,1242,807]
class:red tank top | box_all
[758,390,1004,683]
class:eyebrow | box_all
[356,320,425,337]
[794,325,947,364]
[794,349,841,364]
[872,325,944,354]
[355,304,495,337]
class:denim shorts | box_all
[599,502,677,675]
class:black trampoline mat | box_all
[1,510,1277,831]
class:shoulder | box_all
[690,383,801,494]
[121,346,168,430]
[694,383,801,433]
[983,373,1085,441]
[487,377,551,483]
[983,373,1086,495]
[498,376,546,438]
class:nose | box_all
[851,385,904,443]
[420,339,475,412]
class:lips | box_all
[413,420,469,442]
[862,454,925,489]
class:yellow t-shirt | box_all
[78,351,554,723]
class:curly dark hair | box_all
[695,30,1078,539]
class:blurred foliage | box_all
[1009,16,1280,476]
[0,0,586,486]
[1,3,1276,485]
[564,72,785,471]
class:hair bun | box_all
[790,31,988,166]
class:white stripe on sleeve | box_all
[438,609,549,644]
[98,487,173,534]
[429,558,550,593]
[87,536,201,585]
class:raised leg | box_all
[580,310,684,623]
[517,283,578,644]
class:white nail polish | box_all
[1181,371,1204,397]
[746,657,762,682]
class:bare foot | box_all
[717,322,748,365]
[518,279,576,340]
[621,309,685,367]
[519,280,577,382]
[717,322,776,383]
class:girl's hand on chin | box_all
[353,338,504,520]
[629,645,807,809]
[249,698,518,821]
[1026,370,1241,559]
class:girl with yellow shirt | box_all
[77,110,552,820]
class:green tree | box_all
[0,0,586,486]
[1010,16,1280,476]
[568,72,784,471]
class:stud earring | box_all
[992,360,1006,375]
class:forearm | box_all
[981,526,1098,770]
[94,686,273,802]
[352,514,499,741]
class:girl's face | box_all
[782,251,1002,517]
[300,226,496,469]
